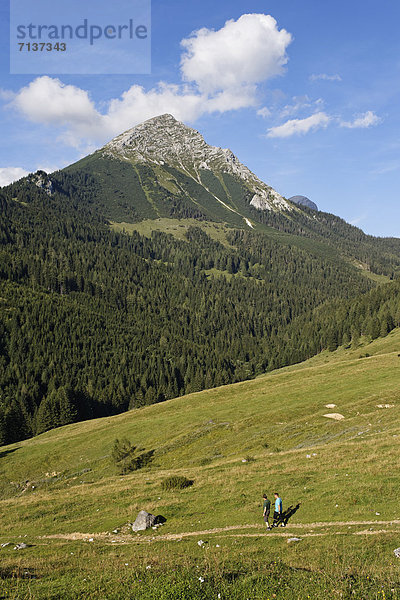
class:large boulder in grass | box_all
[132,510,156,532]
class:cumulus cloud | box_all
[309,73,342,82]
[205,86,258,113]
[11,77,103,148]
[0,167,30,187]
[13,77,98,126]
[180,14,292,94]
[267,111,331,138]
[340,110,381,129]
[10,78,207,149]
[104,83,205,133]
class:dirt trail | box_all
[41,519,400,544]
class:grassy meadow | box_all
[1,331,400,598]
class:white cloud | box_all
[104,82,205,132]
[309,73,342,82]
[9,78,206,149]
[280,95,311,118]
[372,161,400,175]
[11,77,103,148]
[340,111,381,129]
[257,106,271,118]
[0,167,30,187]
[13,77,98,127]
[267,112,331,138]
[280,96,324,118]
[180,14,292,94]
[36,163,65,174]
[205,86,258,113]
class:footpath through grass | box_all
[1,331,400,598]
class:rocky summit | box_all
[102,113,291,216]
[289,195,318,211]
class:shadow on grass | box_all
[0,566,37,580]
[154,515,167,525]
[0,447,20,460]
[222,571,246,583]
[282,502,301,525]
[273,503,301,527]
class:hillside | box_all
[0,330,399,598]
[1,114,400,444]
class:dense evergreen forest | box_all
[0,172,399,444]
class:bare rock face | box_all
[30,171,53,196]
[289,195,318,211]
[132,510,157,532]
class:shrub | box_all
[111,438,154,475]
[244,455,255,463]
[161,475,194,490]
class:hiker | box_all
[262,494,271,529]
[272,492,284,527]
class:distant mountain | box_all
[289,195,318,211]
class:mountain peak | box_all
[102,114,290,213]
[289,195,318,211]
[103,113,205,160]
[143,113,179,124]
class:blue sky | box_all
[1,0,400,237]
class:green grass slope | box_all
[1,331,400,598]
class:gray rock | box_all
[14,543,28,550]
[289,195,318,211]
[132,510,156,532]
